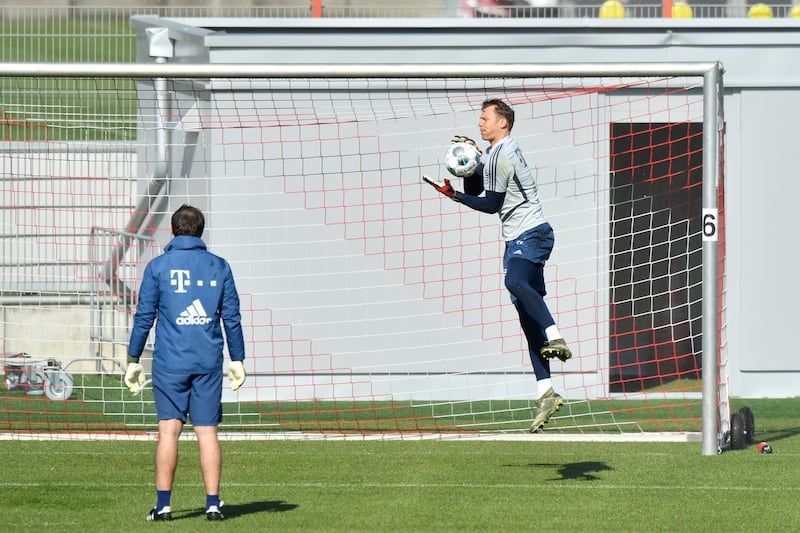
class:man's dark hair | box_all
[171,204,205,237]
[482,99,515,132]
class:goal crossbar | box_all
[0,61,722,79]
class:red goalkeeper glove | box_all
[423,175,456,199]
[451,135,483,155]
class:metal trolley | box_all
[2,353,74,401]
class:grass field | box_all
[0,20,136,63]
[0,19,139,142]
[0,17,793,532]
[3,397,798,532]
[0,372,706,434]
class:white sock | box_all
[537,378,552,398]
[545,325,561,341]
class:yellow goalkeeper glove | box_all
[228,361,246,391]
[124,361,145,394]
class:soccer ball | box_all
[445,141,481,178]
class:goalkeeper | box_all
[426,98,572,433]
[126,204,246,521]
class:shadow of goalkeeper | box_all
[554,461,613,481]
[516,460,613,481]
[177,500,299,520]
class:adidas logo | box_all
[176,299,213,326]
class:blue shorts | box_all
[503,222,554,270]
[152,369,223,426]
[503,223,554,304]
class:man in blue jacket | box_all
[125,204,246,522]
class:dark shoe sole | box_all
[540,347,572,362]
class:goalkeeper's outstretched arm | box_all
[424,174,503,214]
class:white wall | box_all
[128,17,800,398]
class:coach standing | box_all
[125,204,246,522]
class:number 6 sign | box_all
[702,208,718,241]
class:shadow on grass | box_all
[176,500,298,520]
[752,427,800,444]
[509,460,614,481]
[552,461,613,481]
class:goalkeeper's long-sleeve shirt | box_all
[455,135,548,241]
[127,235,245,374]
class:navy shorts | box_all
[503,222,554,270]
[152,369,223,426]
[503,223,554,304]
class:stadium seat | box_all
[672,2,694,18]
[747,3,773,17]
[599,0,626,18]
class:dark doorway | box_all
[609,122,704,393]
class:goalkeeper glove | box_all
[423,175,456,199]
[124,360,145,394]
[451,135,483,155]
[228,361,246,391]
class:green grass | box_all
[0,19,139,141]
[0,77,137,142]
[0,19,136,63]
[2,398,799,532]
[1,372,707,434]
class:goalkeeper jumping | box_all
[425,98,572,433]
[126,204,246,521]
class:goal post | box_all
[0,62,725,454]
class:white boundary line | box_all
[0,431,701,442]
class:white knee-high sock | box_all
[545,325,561,341]
[537,378,552,398]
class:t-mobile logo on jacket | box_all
[170,269,191,293]
[170,269,218,294]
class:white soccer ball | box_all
[445,141,481,178]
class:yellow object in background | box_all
[672,2,694,18]
[599,0,626,18]
[747,3,773,18]
[790,4,800,18]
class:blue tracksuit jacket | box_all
[127,235,245,373]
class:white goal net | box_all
[0,63,726,453]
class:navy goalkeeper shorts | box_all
[152,368,223,426]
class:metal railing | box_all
[0,1,798,64]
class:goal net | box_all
[0,63,726,451]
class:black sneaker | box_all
[147,506,172,521]
[205,504,224,521]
